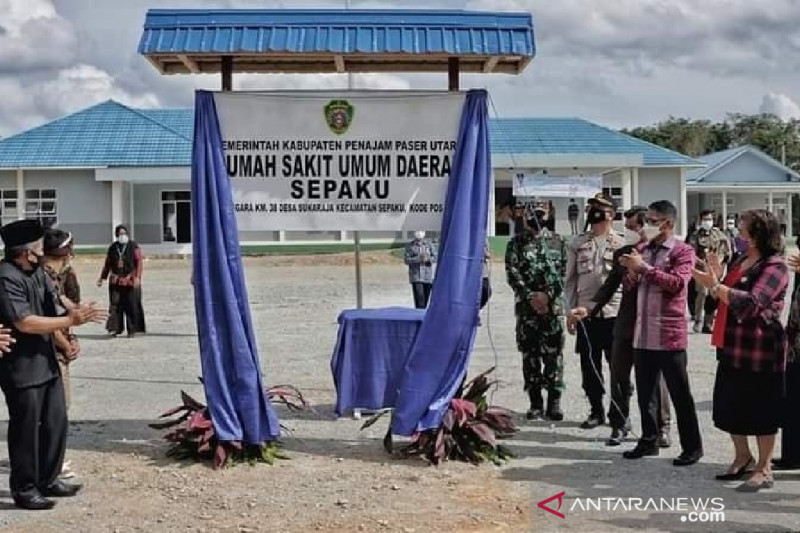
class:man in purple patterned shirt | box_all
[619,200,703,466]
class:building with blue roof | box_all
[0,99,700,249]
[685,145,800,235]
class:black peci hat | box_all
[0,219,44,249]
[43,228,73,257]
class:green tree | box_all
[623,114,800,170]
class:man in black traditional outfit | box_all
[0,219,105,510]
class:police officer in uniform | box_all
[505,200,567,420]
[565,193,625,429]
[686,209,731,333]
[0,220,105,510]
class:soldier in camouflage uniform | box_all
[505,200,567,421]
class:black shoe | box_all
[42,480,83,498]
[606,427,628,446]
[526,389,544,420]
[702,326,713,334]
[580,412,605,429]
[673,450,703,466]
[546,393,563,421]
[13,490,56,510]
[623,442,659,459]
[716,457,755,481]
[658,431,672,448]
[526,408,544,420]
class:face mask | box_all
[701,220,713,231]
[26,249,43,267]
[643,223,662,242]
[623,229,641,246]
[528,210,546,230]
[118,235,130,245]
[588,207,607,225]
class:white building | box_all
[686,145,800,235]
[0,100,702,252]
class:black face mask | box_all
[527,210,547,231]
[26,250,43,270]
[588,207,608,224]
[514,216,526,235]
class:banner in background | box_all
[214,91,466,231]
[512,172,603,198]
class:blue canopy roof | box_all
[0,100,699,170]
[138,9,535,75]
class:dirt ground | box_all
[0,252,798,533]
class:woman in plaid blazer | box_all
[693,209,789,492]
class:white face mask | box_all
[414,231,426,240]
[701,220,713,231]
[117,234,130,245]
[623,229,641,246]
[643,224,662,242]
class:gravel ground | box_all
[0,252,798,533]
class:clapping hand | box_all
[619,250,644,273]
[691,259,718,289]
[789,253,800,273]
[704,252,724,280]
[0,325,15,354]
[69,301,108,327]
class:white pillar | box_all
[679,168,688,237]
[339,231,347,241]
[768,190,774,213]
[632,167,639,205]
[721,190,728,224]
[129,182,136,240]
[621,168,633,210]
[15,169,24,220]
[111,181,124,239]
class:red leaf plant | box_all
[150,381,308,469]
[361,367,517,466]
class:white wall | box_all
[23,169,111,245]
[637,167,684,234]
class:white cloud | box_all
[36,65,160,112]
[760,92,800,120]
[0,0,78,72]
[0,65,160,137]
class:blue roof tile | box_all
[0,102,700,169]
[490,118,701,167]
[138,9,535,57]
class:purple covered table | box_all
[330,307,426,417]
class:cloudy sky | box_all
[1,0,799,136]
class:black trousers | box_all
[411,282,432,309]
[634,349,702,454]
[107,285,145,335]
[2,377,67,495]
[782,361,800,464]
[576,318,615,410]
[479,277,492,310]
[608,332,671,432]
